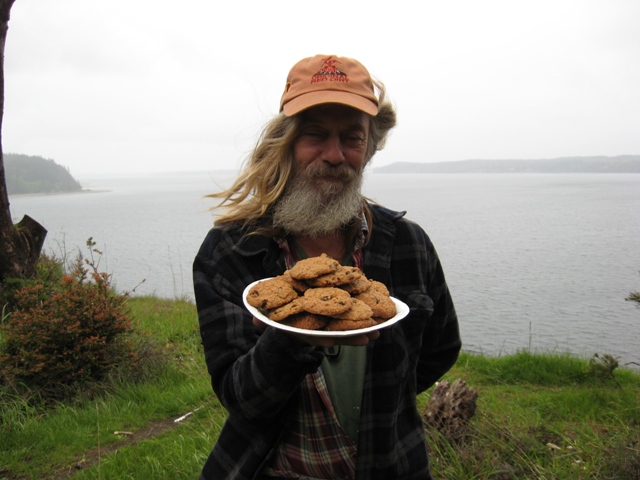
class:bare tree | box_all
[0,0,47,283]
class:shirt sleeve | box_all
[193,227,325,420]
[416,235,461,392]
[383,216,462,393]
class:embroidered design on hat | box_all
[311,56,349,84]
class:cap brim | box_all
[282,91,379,117]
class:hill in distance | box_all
[374,155,640,174]
[4,153,83,195]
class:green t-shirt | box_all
[322,345,367,440]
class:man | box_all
[193,54,461,480]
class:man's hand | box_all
[252,317,380,347]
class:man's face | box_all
[271,105,370,237]
[292,104,370,195]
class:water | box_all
[8,172,640,366]
[9,171,231,298]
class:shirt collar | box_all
[277,213,369,270]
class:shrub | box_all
[0,239,139,399]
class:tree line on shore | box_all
[5,153,82,195]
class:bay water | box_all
[8,172,640,366]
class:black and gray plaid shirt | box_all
[193,204,461,480]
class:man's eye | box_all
[302,131,325,139]
[343,134,366,144]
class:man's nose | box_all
[322,135,345,165]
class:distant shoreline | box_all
[374,155,640,174]
[9,189,111,198]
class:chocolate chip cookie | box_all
[289,253,340,280]
[306,265,364,287]
[284,313,331,330]
[246,278,298,310]
[325,318,378,331]
[331,297,374,321]
[267,297,305,321]
[354,289,396,319]
[302,287,352,316]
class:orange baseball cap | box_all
[280,54,379,117]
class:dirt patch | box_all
[55,417,180,479]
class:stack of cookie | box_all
[245,254,396,332]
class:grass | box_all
[1,297,639,479]
[423,351,640,479]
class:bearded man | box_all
[193,54,461,480]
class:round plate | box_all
[242,278,410,337]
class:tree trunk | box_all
[0,0,48,282]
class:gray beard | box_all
[272,164,364,237]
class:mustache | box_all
[303,163,359,181]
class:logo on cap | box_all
[311,56,349,84]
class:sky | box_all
[3,0,640,176]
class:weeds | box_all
[0,239,166,402]
[586,353,622,388]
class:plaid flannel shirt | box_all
[193,204,461,480]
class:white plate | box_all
[242,278,410,337]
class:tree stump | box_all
[423,378,478,442]
[0,0,48,283]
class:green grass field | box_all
[1,296,639,479]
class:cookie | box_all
[267,297,305,321]
[325,318,378,331]
[373,317,392,325]
[332,298,374,321]
[341,276,372,295]
[289,253,340,280]
[278,270,310,294]
[284,313,330,330]
[369,280,390,296]
[302,287,352,316]
[246,278,298,310]
[306,265,363,287]
[354,289,396,319]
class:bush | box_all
[0,239,140,399]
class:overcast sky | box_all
[3,0,639,176]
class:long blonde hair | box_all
[208,78,397,229]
